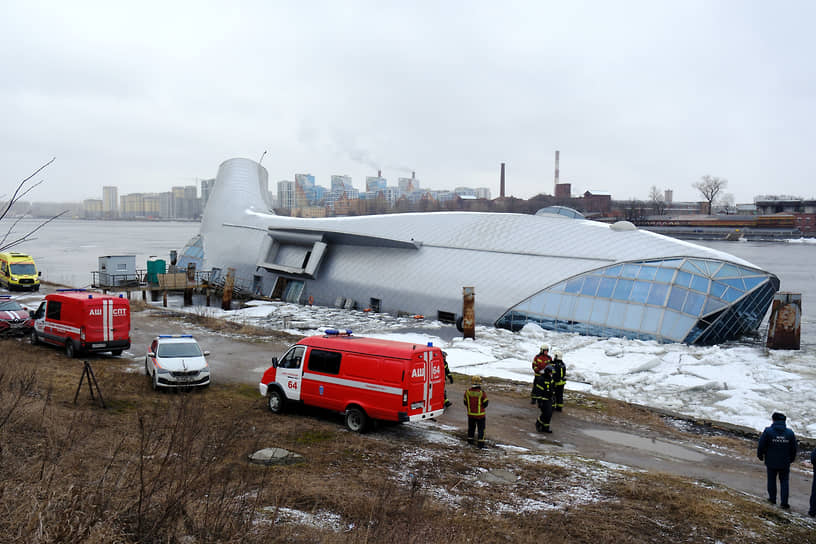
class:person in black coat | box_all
[532,365,555,433]
[757,412,797,509]
[809,448,816,517]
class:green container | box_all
[146,258,166,285]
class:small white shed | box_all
[98,255,137,287]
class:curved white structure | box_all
[181,158,779,345]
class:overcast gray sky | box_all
[2,1,814,204]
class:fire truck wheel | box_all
[267,388,285,414]
[30,330,39,345]
[65,340,76,358]
[151,369,160,391]
[345,407,368,433]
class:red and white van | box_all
[259,330,446,432]
[30,289,131,358]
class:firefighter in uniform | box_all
[464,375,489,448]
[552,349,567,412]
[530,344,551,404]
[442,351,454,408]
[533,365,555,433]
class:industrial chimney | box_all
[378,169,382,178]
[500,163,506,198]
[554,150,560,194]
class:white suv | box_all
[145,335,211,390]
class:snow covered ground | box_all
[162,296,816,440]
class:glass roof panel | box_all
[581,276,601,296]
[605,265,622,277]
[683,291,705,317]
[565,277,583,294]
[715,263,741,278]
[721,287,743,303]
[702,297,726,316]
[743,276,765,291]
[667,287,687,312]
[675,270,693,288]
[681,260,704,274]
[630,281,651,304]
[647,283,669,306]
[637,266,657,280]
[721,278,746,291]
[598,277,616,298]
[709,281,727,298]
[621,264,640,279]
[655,268,675,283]
[686,259,709,275]
[613,279,634,301]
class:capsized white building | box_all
[179,158,779,345]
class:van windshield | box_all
[158,342,202,358]
[10,263,36,275]
[0,300,25,311]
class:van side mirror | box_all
[203,351,210,356]
[270,357,278,368]
[38,271,42,277]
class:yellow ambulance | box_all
[0,252,41,291]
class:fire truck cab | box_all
[259,330,446,432]
[31,289,131,358]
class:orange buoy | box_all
[308,295,314,305]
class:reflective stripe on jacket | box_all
[533,374,554,400]
[553,359,567,385]
[464,387,488,418]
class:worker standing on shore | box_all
[442,351,453,408]
[464,375,489,448]
[533,365,555,433]
[552,350,567,412]
[757,412,797,509]
[530,344,551,404]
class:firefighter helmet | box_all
[544,365,554,374]
[471,375,482,386]
[541,344,550,352]
[554,350,563,359]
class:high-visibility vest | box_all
[464,387,488,417]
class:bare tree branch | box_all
[1,158,64,252]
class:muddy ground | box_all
[114,304,816,517]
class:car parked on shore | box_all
[0,295,34,336]
[145,335,211,390]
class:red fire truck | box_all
[259,330,446,432]
[30,289,131,357]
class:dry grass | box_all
[1,336,815,543]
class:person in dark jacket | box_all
[757,412,797,509]
[464,375,488,448]
[809,448,816,517]
[530,344,551,404]
[532,365,555,433]
[442,351,454,408]
[552,350,567,412]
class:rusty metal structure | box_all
[766,292,801,350]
